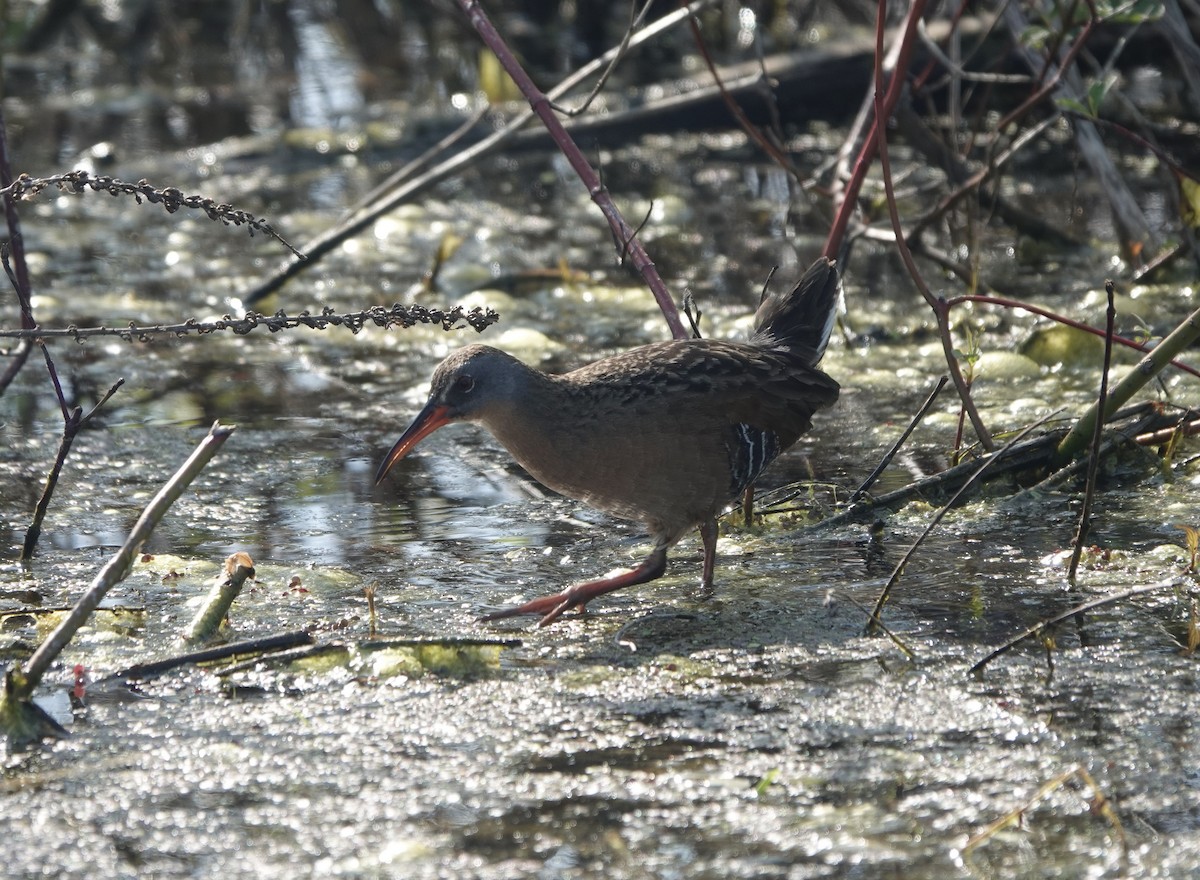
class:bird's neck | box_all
[476,367,606,496]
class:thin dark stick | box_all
[21,407,80,562]
[105,631,315,683]
[0,240,35,396]
[864,413,1055,635]
[849,376,948,504]
[0,337,33,395]
[684,6,799,177]
[968,581,1176,677]
[842,594,916,659]
[553,0,657,117]
[1068,279,1117,584]
[0,112,34,332]
[4,244,128,559]
[214,636,523,677]
[350,105,489,217]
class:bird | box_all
[375,256,842,626]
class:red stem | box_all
[458,0,688,340]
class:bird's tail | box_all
[751,256,841,367]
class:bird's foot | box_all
[480,591,584,627]
[481,546,670,628]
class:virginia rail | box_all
[376,256,842,625]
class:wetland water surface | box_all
[3,5,1199,879]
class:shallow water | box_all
[3,4,1200,878]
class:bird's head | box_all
[374,344,526,484]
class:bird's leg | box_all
[481,544,669,627]
[699,517,718,591]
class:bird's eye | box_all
[452,375,475,394]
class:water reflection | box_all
[288,5,365,130]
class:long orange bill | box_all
[374,402,452,485]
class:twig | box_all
[865,414,1055,634]
[21,376,124,561]
[458,0,687,338]
[849,376,948,504]
[968,581,1178,677]
[2,246,125,560]
[351,105,489,216]
[105,630,315,683]
[904,113,1064,246]
[825,0,938,260]
[1068,280,1116,583]
[0,120,35,333]
[842,594,917,660]
[961,765,1126,860]
[868,0,993,452]
[4,421,236,723]
[944,292,1200,382]
[552,0,657,117]
[0,337,33,396]
[0,102,36,394]
[684,6,800,178]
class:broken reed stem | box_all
[1068,280,1116,584]
[184,554,257,645]
[12,421,236,698]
